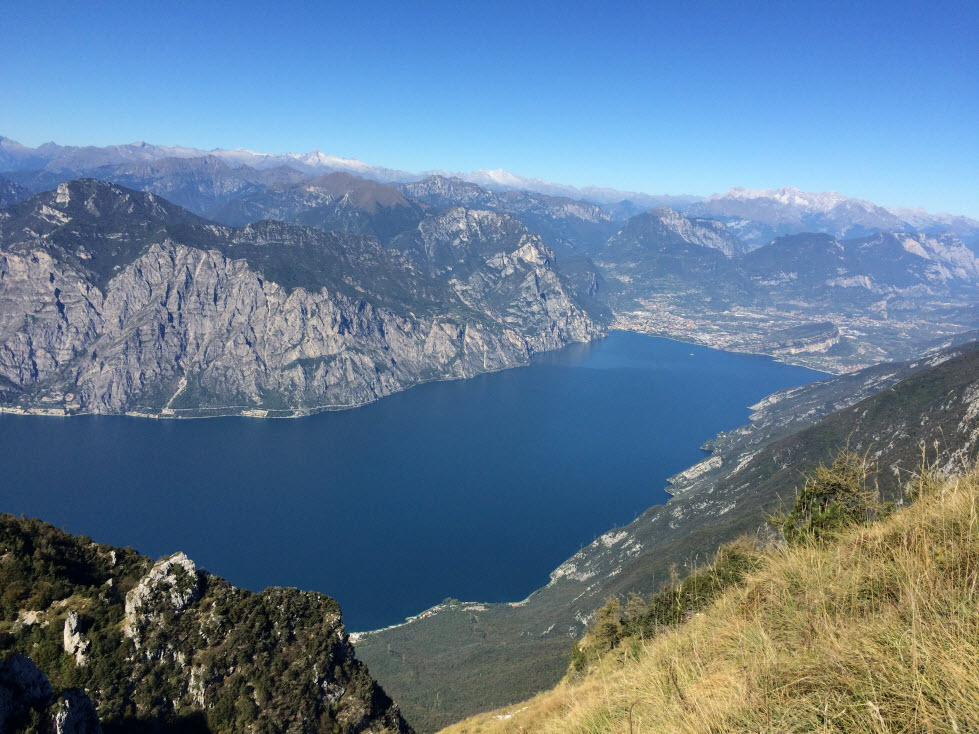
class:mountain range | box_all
[4,136,979,733]
[3,168,979,399]
[3,137,976,248]
[687,186,979,249]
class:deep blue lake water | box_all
[0,331,825,630]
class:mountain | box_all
[446,167,700,212]
[0,180,601,417]
[0,136,416,185]
[387,207,610,325]
[0,177,29,209]
[599,207,979,372]
[355,340,979,732]
[0,136,700,218]
[0,513,412,733]
[601,206,748,259]
[6,138,977,250]
[397,175,618,255]
[4,156,311,215]
[595,207,749,314]
[742,231,979,307]
[689,186,979,251]
[207,172,427,241]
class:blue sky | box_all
[1,0,976,215]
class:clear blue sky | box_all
[1,0,976,215]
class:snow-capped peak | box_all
[712,186,860,212]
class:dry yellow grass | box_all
[441,470,979,734]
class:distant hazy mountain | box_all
[450,167,702,211]
[689,186,979,251]
[207,172,427,241]
[598,205,979,305]
[602,206,748,260]
[0,135,694,216]
[4,155,310,215]
[0,135,416,183]
[398,175,618,254]
[0,180,600,417]
[4,136,976,254]
[742,231,979,305]
[0,137,979,250]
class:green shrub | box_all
[777,446,890,545]
[570,538,763,675]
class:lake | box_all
[0,331,825,630]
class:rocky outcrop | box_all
[124,552,200,649]
[63,611,89,666]
[0,180,601,417]
[52,690,103,734]
[0,515,413,733]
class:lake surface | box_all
[0,331,825,630]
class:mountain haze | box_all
[6,136,974,247]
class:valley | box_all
[2,137,979,733]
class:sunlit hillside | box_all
[442,465,979,733]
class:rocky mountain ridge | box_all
[0,514,412,733]
[0,180,601,417]
[688,185,979,250]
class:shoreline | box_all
[0,326,840,422]
[0,328,843,639]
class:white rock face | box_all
[63,611,90,666]
[653,207,744,256]
[902,233,979,280]
[124,552,200,646]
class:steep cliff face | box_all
[0,181,601,417]
[0,515,413,733]
[403,208,596,339]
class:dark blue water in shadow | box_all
[0,331,825,630]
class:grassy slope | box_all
[358,346,979,733]
[443,469,979,733]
